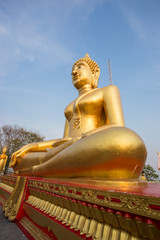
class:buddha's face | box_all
[72,62,93,90]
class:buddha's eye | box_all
[78,66,81,68]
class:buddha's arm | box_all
[103,85,125,126]
[10,120,72,166]
[63,119,69,138]
[13,119,70,157]
[82,85,125,137]
[10,138,72,167]
[18,138,73,156]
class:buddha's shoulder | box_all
[102,85,119,91]
[96,85,119,94]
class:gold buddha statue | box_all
[0,145,8,173]
[10,54,147,179]
[140,171,147,181]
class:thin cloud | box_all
[118,0,160,49]
[0,1,74,77]
[0,25,9,35]
[0,85,52,97]
[0,0,105,77]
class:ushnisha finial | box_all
[84,53,90,58]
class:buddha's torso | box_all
[64,88,107,137]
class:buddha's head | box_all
[72,53,100,90]
[2,145,7,154]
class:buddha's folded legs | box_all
[18,127,147,179]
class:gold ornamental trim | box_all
[25,195,160,240]
[0,182,14,194]
[1,175,17,183]
[28,179,160,221]
[3,176,27,221]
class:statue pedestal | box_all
[0,175,160,240]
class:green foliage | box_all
[0,125,45,164]
[143,164,159,181]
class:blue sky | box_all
[0,0,160,173]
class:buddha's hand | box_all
[52,137,75,147]
[10,143,40,167]
[10,150,21,167]
[52,136,82,148]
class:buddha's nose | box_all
[72,69,77,75]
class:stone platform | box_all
[0,175,160,240]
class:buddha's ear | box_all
[92,67,100,88]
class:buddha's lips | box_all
[72,73,79,81]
